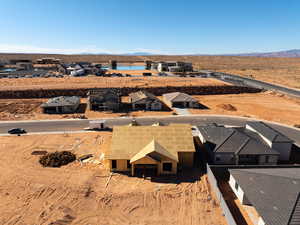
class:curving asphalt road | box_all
[212,72,300,98]
[0,115,300,145]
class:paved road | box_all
[212,72,300,98]
[1,115,300,145]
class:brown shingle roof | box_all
[163,92,197,102]
[106,124,195,160]
[129,90,158,103]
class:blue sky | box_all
[0,0,299,54]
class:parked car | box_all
[8,128,27,134]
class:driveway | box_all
[173,107,190,115]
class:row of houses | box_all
[41,90,201,113]
[104,120,295,176]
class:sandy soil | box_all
[0,133,227,225]
[0,77,230,91]
[189,91,300,126]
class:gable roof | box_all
[246,121,292,143]
[130,140,178,163]
[41,96,80,107]
[197,125,279,155]
[163,92,197,103]
[106,124,195,160]
[229,168,300,225]
[129,90,159,103]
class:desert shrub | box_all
[39,151,76,167]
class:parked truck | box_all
[85,120,107,130]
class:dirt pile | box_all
[217,103,237,111]
[39,151,76,167]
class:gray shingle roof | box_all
[163,92,197,103]
[41,96,80,107]
[246,121,292,143]
[229,168,300,225]
[197,125,279,155]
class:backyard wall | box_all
[0,85,261,99]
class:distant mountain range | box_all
[223,49,300,58]
[121,49,300,57]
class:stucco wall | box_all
[229,174,250,205]
[214,153,235,164]
[272,142,292,161]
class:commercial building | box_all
[105,124,196,176]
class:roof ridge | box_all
[214,129,235,152]
[232,169,300,180]
[235,137,251,155]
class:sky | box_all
[0,0,299,55]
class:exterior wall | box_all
[158,161,177,174]
[62,104,79,113]
[109,159,130,172]
[150,101,162,110]
[229,174,251,205]
[272,142,292,161]
[258,217,266,225]
[214,153,235,164]
[207,164,238,225]
[258,155,278,165]
[178,152,194,168]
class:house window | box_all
[216,156,221,161]
[163,163,172,172]
[235,182,239,190]
[112,160,117,169]
[127,160,131,169]
[266,156,270,163]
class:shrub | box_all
[39,151,76,167]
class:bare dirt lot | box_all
[0,76,230,91]
[190,91,300,126]
[0,133,227,225]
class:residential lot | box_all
[1,92,300,126]
[0,133,227,225]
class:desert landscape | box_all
[0,133,227,225]
[1,53,300,89]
